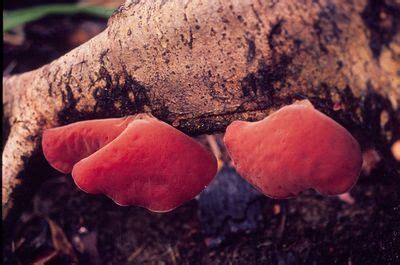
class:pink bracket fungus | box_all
[43,116,135,173]
[223,100,362,199]
[42,114,217,212]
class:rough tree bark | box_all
[2,0,399,218]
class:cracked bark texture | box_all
[2,0,400,218]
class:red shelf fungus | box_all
[42,114,217,212]
[42,116,135,173]
[224,100,362,199]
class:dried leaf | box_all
[31,250,58,265]
[46,218,78,263]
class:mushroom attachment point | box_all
[42,114,218,212]
[223,100,362,199]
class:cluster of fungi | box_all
[42,100,363,212]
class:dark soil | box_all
[3,1,400,264]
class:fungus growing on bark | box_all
[42,114,217,212]
[42,116,135,173]
[223,100,362,199]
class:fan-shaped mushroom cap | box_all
[71,114,217,212]
[224,100,362,198]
